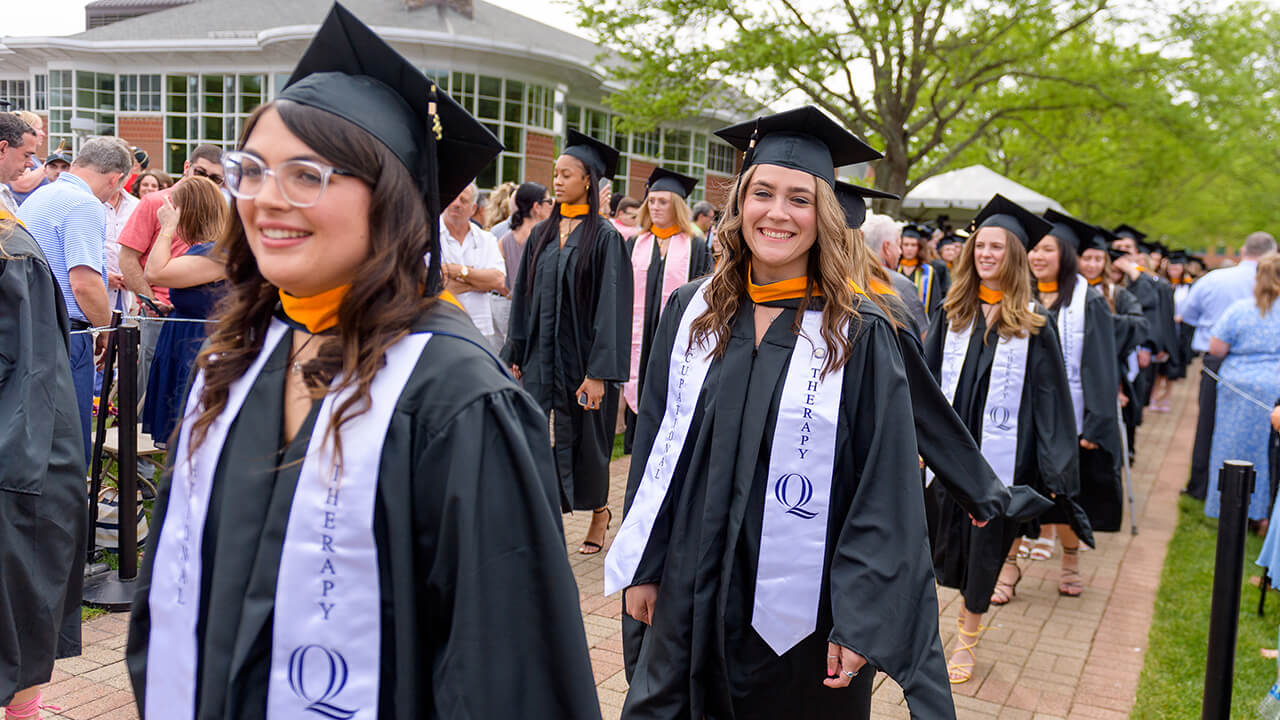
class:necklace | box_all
[559,217,581,245]
[288,332,319,375]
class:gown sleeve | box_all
[1127,275,1164,351]
[0,253,66,494]
[1112,287,1147,358]
[897,330,1051,522]
[690,236,713,279]
[827,316,955,719]
[499,224,539,367]
[419,387,603,719]
[1030,317,1094,548]
[585,224,633,382]
[1081,291,1120,459]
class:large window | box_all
[164,73,265,172]
[47,70,75,153]
[119,74,162,112]
[0,80,29,111]
[433,72,547,188]
[76,71,116,136]
[33,74,47,111]
[707,141,735,174]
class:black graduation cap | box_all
[646,166,698,199]
[0,99,9,109]
[833,181,899,228]
[1044,209,1108,255]
[564,129,620,181]
[1167,250,1189,265]
[901,223,928,239]
[1107,246,1129,262]
[971,194,1053,249]
[714,106,882,187]
[1113,224,1147,242]
[938,230,967,249]
[280,3,502,206]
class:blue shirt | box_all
[1180,259,1258,352]
[18,172,107,323]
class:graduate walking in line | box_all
[924,195,1091,684]
[607,107,955,720]
[503,129,632,555]
[622,167,713,453]
[126,6,602,718]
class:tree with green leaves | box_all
[574,0,1121,213]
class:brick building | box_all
[0,0,746,204]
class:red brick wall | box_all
[627,158,656,200]
[704,173,734,209]
[116,116,164,172]
[524,130,556,188]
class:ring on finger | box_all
[844,670,856,679]
[827,655,838,660]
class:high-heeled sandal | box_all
[579,507,612,555]
[948,618,983,684]
[1029,536,1055,560]
[1059,546,1083,597]
[990,557,1021,606]
[4,692,60,719]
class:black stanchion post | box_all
[1202,459,1256,719]
[86,310,122,562]
[84,322,141,609]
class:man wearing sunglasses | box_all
[116,143,223,399]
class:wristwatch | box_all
[460,265,471,280]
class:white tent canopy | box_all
[900,165,1064,222]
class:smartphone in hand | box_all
[578,391,589,407]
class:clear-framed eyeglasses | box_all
[221,150,357,208]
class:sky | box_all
[1,0,586,38]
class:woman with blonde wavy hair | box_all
[607,107,953,720]
[924,195,1086,685]
[621,167,713,452]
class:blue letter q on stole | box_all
[774,473,817,519]
[288,645,357,719]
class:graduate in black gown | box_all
[1029,211,1121,595]
[937,231,965,281]
[0,216,87,715]
[1111,225,1170,419]
[1164,250,1196,381]
[925,195,1090,685]
[503,129,632,555]
[609,107,954,720]
[898,223,949,319]
[126,7,601,718]
[622,167,713,453]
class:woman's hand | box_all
[510,364,522,381]
[1080,438,1099,450]
[576,377,605,411]
[823,642,868,688]
[624,583,659,625]
[1270,406,1280,433]
[157,195,180,233]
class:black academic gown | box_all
[502,219,632,511]
[1111,285,1150,443]
[0,225,87,706]
[924,305,1092,616]
[126,303,601,720]
[622,285,954,720]
[1124,274,1167,408]
[1044,288,1123,532]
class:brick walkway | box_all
[39,368,1198,719]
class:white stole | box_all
[931,312,1030,488]
[751,309,844,655]
[605,279,713,596]
[1057,275,1087,435]
[146,319,288,720]
[146,318,431,720]
[266,332,430,719]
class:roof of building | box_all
[61,0,601,68]
[84,0,197,9]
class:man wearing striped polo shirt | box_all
[19,136,132,465]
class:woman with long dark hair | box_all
[925,195,1088,684]
[503,129,632,555]
[125,7,600,718]
[1026,210,1120,595]
[622,167,713,451]
[608,107,953,719]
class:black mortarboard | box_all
[1044,209,1108,255]
[280,3,501,205]
[564,129,620,181]
[1167,250,1189,265]
[714,106,881,187]
[971,194,1052,250]
[131,146,149,169]
[1107,246,1129,262]
[1113,224,1147,242]
[646,166,698,199]
[833,181,899,228]
[901,223,928,239]
[938,230,967,249]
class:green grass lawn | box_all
[1134,495,1280,718]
